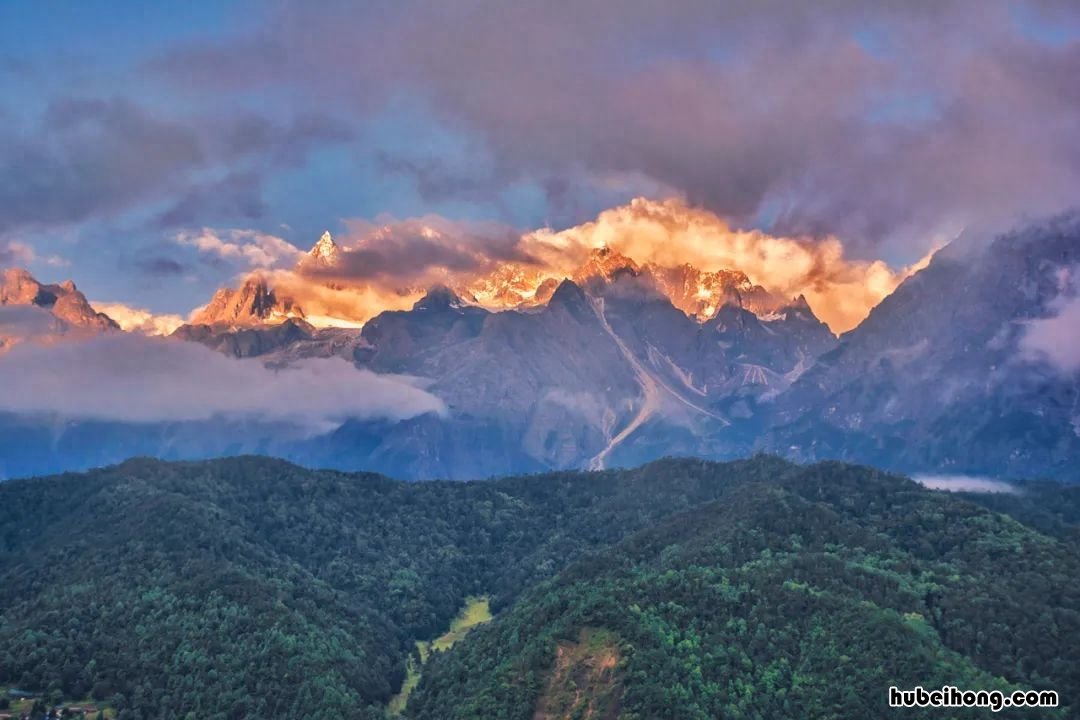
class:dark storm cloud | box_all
[0,97,354,235]
[150,0,1080,253]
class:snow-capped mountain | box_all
[462,264,551,307]
[303,230,341,267]
[190,275,305,327]
[188,231,340,328]
[185,229,826,336]
[4,216,1079,483]
[646,264,786,320]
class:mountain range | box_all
[1,216,1078,481]
[0,268,118,351]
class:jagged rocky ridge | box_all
[0,267,118,351]
[2,216,1079,481]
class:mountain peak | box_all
[191,274,305,327]
[574,246,639,283]
[0,267,118,334]
[1,267,45,305]
[307,231,340,265]
[547,279,592,316]
[413,284,467,312]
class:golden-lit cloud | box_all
[264,269,421,325]
[521,198,936,333]
[90,301,187,336]
[196,198,935,334]
[177,228,303,268]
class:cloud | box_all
[0,97,204,233]
[155,171,267,228]
[0,240,68,267]
[1021,265,1080,374]
[89,301,186,336]
[0,97,354,236]
[914,474,1020,494]
[135,256,188,277]
[0,305,65,349]
[0,304,94,352]
[177,228,303,269]
[148,1,1080,254]
[228,198,924,333]
[522,198,934,332]
[0,241,35,265]
[217,113,355,166]
[311,216,528,283]
[265,268,420,326]
[0,333,445,429]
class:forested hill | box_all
[0,454,787,719]
[0,456,1078,719]
[410,466,1080,719]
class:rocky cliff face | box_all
[643,263,786,320]
[4,217,1078,482]
[0,268,118,351]
[189,275,305,327]
[766,214,1080,479]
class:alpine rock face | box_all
[189,275,305,327]
[3,218,1079,482]
[302,230,342,268]
[645,263,786,320]
[311,270,835,479]
[767,214,1080,479]
[0,268,118,351]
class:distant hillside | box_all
[1,456,1077,719]
[0,455,787,719]
[409,466,1080,719]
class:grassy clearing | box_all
[387,596,492,716]
[431,596,492,652]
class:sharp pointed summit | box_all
[190,274,305,327]
[573,246,639,283]
[307,231,341,266]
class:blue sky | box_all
[2,1,1079,313]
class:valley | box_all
[388,597,492,715]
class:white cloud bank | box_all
[914,474,1019,494]
[1021,266,1080,375]
[0,333,444,430]
[91,301,187,336]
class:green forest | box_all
[0,456,1077,719]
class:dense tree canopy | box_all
[0,456,1076,719]
[0,455,784,719]
[410,465,1080,719]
